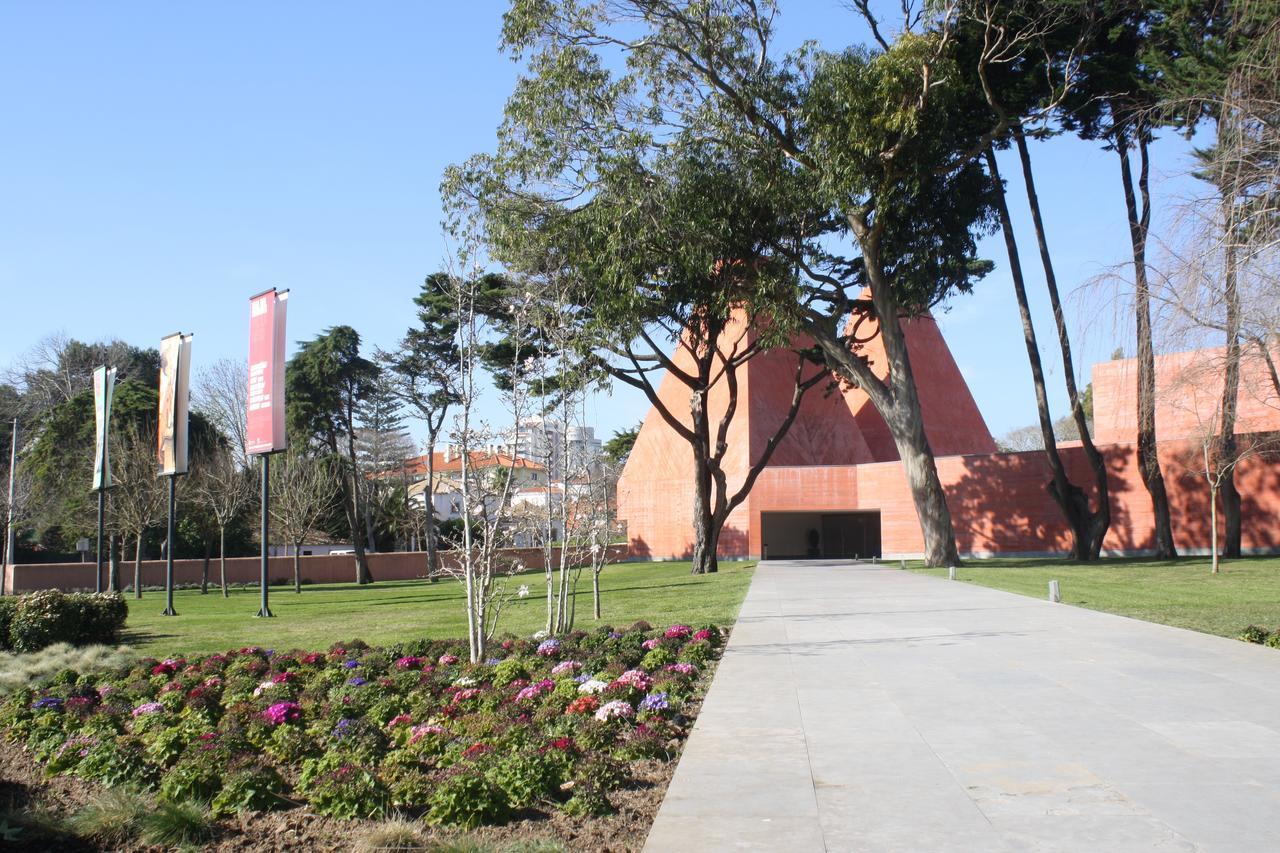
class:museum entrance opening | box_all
[760,511,882,560]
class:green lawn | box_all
[121,560,756,656]
[912,555,1280,638]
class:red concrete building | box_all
[617,315,1280,560]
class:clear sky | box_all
[0,1,1210,446]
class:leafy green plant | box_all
[427,772,512,828]
[300,761,389,820]
[210,758,286,817]
[485,750,561,810]
[160,755,223,804]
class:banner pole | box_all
[3,417,16,595]
[95,488,105,594]
[257,454,273,618]
[162,475,177,615]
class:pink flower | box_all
[408,724,447,744]
[515,679,555,702]
[594,700,635,721]
[386,714,413,728]
[613,669,653,691]
[262,701,302,725]
[272,671,295,683]
[665,663,697,676]
[438,654,459,666]
[642,638,662,650]
[451,688,481,703]
[551,660,582,676]
[395,656,423,669]
[693,629,713,642]
[132,702,163,717]
[664,625,693,640]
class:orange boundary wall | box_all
[2,546,629,595]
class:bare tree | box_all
[194,359,250,469]
[270,453,337,594]
[438,262,528,663]
[189,446,255,597]
[108,426,165,599]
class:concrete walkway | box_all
[643,560,1280,852]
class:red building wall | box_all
[618,319,1280,560]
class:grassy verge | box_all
[911,555,1280,638]
[122,560,756,656]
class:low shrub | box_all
[2,590,128,652]
[1240,625,1271,644]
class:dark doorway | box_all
[760,511,882,560]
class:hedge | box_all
[0,590,128,653]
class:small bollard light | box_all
[871,556,877,565]
[1048,580,1061,603]
[948,566,956,580]
[900,558,906,570]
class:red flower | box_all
[463,742,491,759]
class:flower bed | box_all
[0,621,724,830]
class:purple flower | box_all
[608,631,622,639]
[640,692,671,712]
[333,718,355,739]
[342,660,360,669]
[485,658,503,666]
[33,696,64,710]
[536,638,561,657]
[131,702,164,717]
[347,676,367,686]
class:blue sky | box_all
[0,1,1209,445]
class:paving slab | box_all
[643,560,1280,852]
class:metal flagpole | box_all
[162,475,178,615]
[3,418,16,596]
[257,454,273,617]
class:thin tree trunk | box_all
[108,534,119,592]
[344,427,374,584]
[1119,133,1177,558]
[986,147,1092,559]
[201,538,210,594]
[1219,242,1242,558]
[133,532,143,599]
[1013,125,1111,558]
[219,527,228,598]
[293,543,302,593]
[424,435,439,582]
[592,570,601,620]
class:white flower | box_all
[517,585,530,598]
[453,676,477,687]
[252,680,275,697]
[578,679,608,695]
[533,630,550,640]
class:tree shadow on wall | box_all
[627,523,747,562]
[1162,438,1280,552]
[942,447,1137,555]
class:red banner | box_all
[246,289,289,455]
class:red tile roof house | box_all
[617,311,1280,561]
[400,447,548,521]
